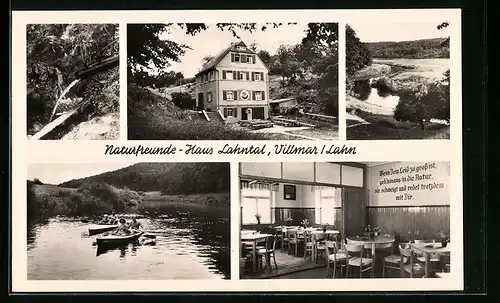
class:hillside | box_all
[365,38,449,59]
[58,162,230,195]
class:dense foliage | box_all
[59,163,231,195]
[365,38,450,59]
[346,24,372,76]
[27,180,140,219]
[170,92,196,109]
[27,24,119,132]
[393,70,450,127]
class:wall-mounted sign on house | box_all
[195,41,270,122]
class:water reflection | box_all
[27,203,230,280]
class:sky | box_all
[158,23,310,77]
[347,22,451,43]
[27,162,138,185]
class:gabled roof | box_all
[196,41,257,76]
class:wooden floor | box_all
[242,251,327,279]
[242,250,446,279]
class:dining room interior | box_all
[238,161,451,280]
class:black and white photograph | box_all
[27,24,120,140]
[27,162,230,280]
[239,162,451,279]
[127,23,339,140]
[345,22,451,140]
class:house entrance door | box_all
[246,108,253,121]
[197,93,204,110]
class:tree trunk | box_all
[420,120,425,130]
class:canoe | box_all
[88,224,118,236]
[96,231,144,246]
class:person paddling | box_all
[129,218,143,232]
[115,218,131,235]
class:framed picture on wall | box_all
[284,184,296,200]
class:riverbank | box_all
[27,181,141,220]
[346,58,450,140]
[27,181,230,221]
[140,192,230,209]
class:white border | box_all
[12,9,463,292]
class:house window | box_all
[254,91,262,100]
[226,108,233,117]
[246,56,252,63]
[226,90,234,100]
[241,187,272,224]
[238,72,245,80]
[254,72,261,81]
[234,53,240,62]
[225,71,233,80]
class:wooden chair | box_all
[281,229,290,253]
[399,244,425,278]
[240,243,253,274]
[412,239,441,274]
[382,242,406,278]
[345,243,373,278]
[303,231,314,260]
[274,227,283,249]
[325,240,347,278]
[258,236,278,273]
[314,233,327,263]
[288,229,305,256]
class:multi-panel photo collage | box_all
[11,9,463,292]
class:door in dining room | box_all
[342,187,367,236]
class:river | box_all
[27,203,230,280]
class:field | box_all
[373,58,449,80]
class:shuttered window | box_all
[225,90,234,101]
[246,71,250,80]
[262,91,265,100]
[254,91,262,101]
[233,90,238,100]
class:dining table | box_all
[241,232,273,272]
[346,235,396,277]
[410,242,451,278]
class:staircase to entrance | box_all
[202,110,224,123]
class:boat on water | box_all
[96,231,144,246]
[88,224,118,236]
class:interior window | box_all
[241,187,272,224]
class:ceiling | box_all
[357,162,395,167]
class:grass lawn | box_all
[128,84,306,140]
[347,109,450,140]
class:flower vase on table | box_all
[322,224,328,233]
[437,231,450,248]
